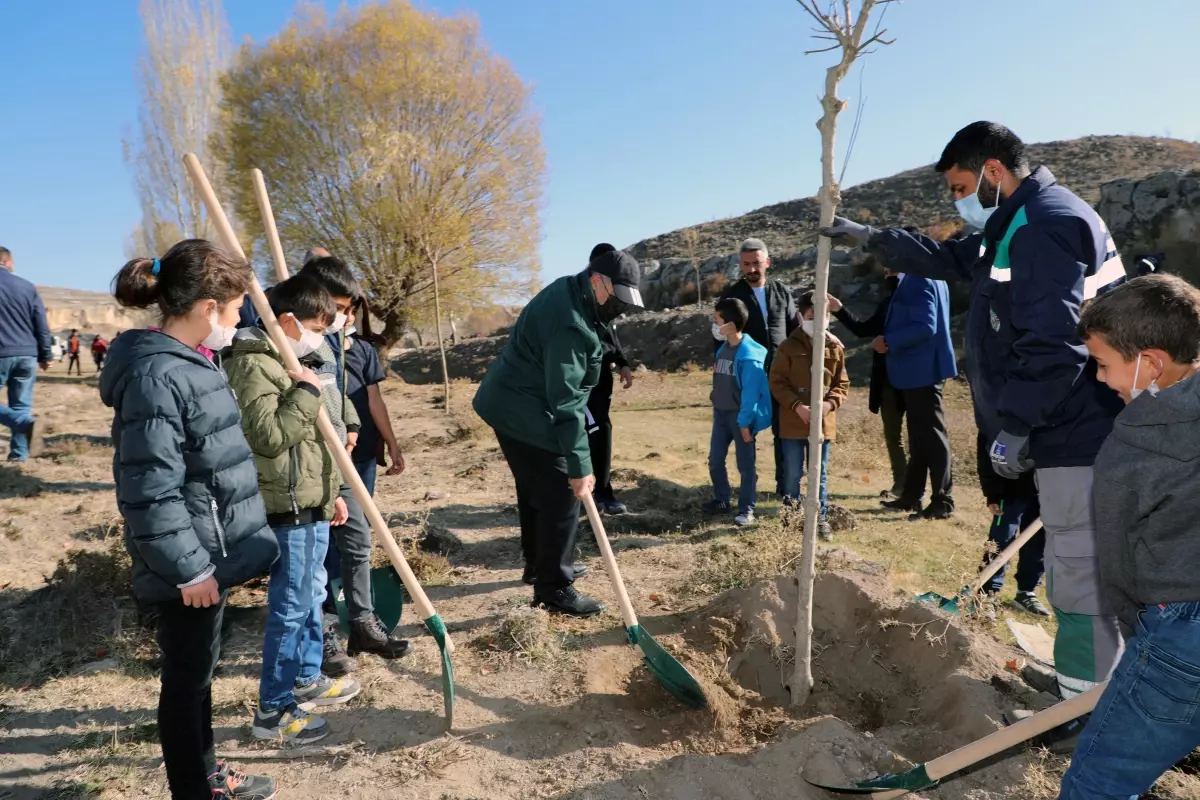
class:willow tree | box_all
[219,1,544,351]
[792,0,895,707]
[124,0,232,255]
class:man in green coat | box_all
[474,249,644,616]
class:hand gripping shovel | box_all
[184,155,455,729]
[582,493,706,708]
[914,517,1044,615]
[805,682,1104,796]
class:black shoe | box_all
[210,762,278,799]
[522,563,589,585]
[909,503,954,521]
[532,586,605,617]
[321,625,357,676]
[879,489,898,500]
[602,500,628,515]
[702,499,732,514]
[348,615,410,659]
[881,497,922,512]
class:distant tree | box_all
[123,0,232,255]
[219,0,544,367]
[681,227,703,308]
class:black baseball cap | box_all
[587,248,644,308]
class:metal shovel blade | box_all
[628,624,707,709]
[423,614,455,730]
[913,590,961,614]
[804,764,937,794]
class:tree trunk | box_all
[792,63,849,708]
[431,258,451,412]
[695,263,703,309]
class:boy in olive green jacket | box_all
[224,274,360,743]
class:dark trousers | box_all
[324,484,374,625]
[770,396,784,495]
[898,382,953,509]
[879,382,907,494]
[587,367,616,504]
[67,353,81,375]
[496,431,579,590]
[982,494,1045,594]
[156,593,226,799]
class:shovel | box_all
[582,493,707,709]
[185,155,456,729]
[914,517,1044,614]
[805,682,1104,796]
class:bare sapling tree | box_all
[792,0,895,707]
[681,227,703,308]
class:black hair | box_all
[935,121,1031,177]
[797,291,815,317]
[589,242,616,262]
[300,255,361,302]
[113,239,253,319]
[714,297,749,333]
[1078,274,1200,364]
[268,272,335,325]
[0,247,10,262]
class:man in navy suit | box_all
[877,269,958,519]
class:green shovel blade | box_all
[914,590,961,615]
[627,624,707,709]
[424,613,455,730]
[334,566,407,633]
[804,764,937,793]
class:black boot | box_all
[321,624,357,676]
[522,563,589,585]
[532,586,605,617]
[348,616,411,659]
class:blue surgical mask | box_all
[955,169,1001,229]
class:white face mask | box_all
[345,325,357,337]
[201,310,236,351]
[325,312,347,335]
[1130,353,1161,400]
[285,315,326,359]
[712,322,728,342]
[801,318,828,337]
[955,168,1002,229]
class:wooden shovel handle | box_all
[249,169,291,283]
[967,517,1044,596]
[182,154,449,650]
[582,493,639,631]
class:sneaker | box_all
[1004,708,1089,755]
[523,563,589,585]
[251,706,329,743]
[293,674,361,710]
[881,497,922,512]
[734,510,755,527]
[817,520,833,541]
[702,499,732,515]
[1021,662,1061,696]
[348,615,410,659]
[532,586,605,617]
[1012,591,1052,617]
[321,625,357,677]
[209,762,277,799]
[602,500,628,515]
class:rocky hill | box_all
[630,135,1200,310]
[36,286,154,336]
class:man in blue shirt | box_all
[0,248,51,461]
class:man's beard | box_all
[745,271,763,284]
[979,175,1003,209]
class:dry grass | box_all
[388,737,467,786]
[682,516,803,596]
[1020,749,1200,800]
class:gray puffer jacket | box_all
[99,329,278,603]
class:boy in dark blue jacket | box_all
[703,297,772,527]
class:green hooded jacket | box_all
[473,272,602,478]
[224,328,341,520]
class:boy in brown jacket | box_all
[769,291,849,539]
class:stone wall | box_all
[1098,168,1200,285]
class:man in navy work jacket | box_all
[0,247,51,461]
[877,270,957,519]
[822,121,1126,723]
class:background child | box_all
[300,255,409,662]
[1057,274,1200,799]
[102,239,279,800]
[703,297,772,526]
[974,431,1049,616]
[224,273,359,743]
[768,291,849,540]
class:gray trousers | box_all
[325,486,374,624]
[1036,466,1124,697]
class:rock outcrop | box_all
[1098,168,1200,286]
[37,286,154,336]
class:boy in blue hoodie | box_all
[1056,274,1200,799]
[703,297,772,526]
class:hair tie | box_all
[151,258,161,276]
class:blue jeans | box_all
[260,520,330,711]
[0,356,37,461]
[708,409,756,514]
[1058,602,1200,800]
[781,438,830,517]
[982,494,1045,594]
[354,458,377,497]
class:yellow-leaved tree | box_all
[219,1,544,398]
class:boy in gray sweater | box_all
[1057,274,1200,799]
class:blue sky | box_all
[2,0,1199,293]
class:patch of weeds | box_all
[66,721,158,753]
[390,737,467,785]
[680,517,802,596]
[472,607,563,665]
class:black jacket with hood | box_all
[1092,372,1200,634]
[99,329,279,604]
